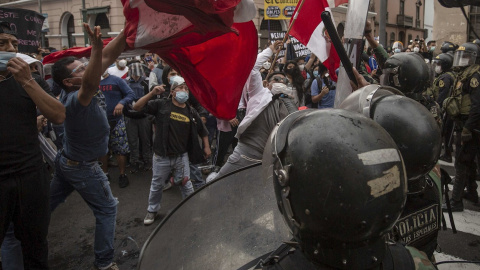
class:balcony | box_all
[397,14,413,28]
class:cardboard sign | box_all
[269,31,311,58]
[264,0,300,20]
[0,7,45,53]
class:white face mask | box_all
[298,64,305,71]
[263,61,271,70]
[435,66,442,74]
[413,47,420,53]
[271,83,293,97]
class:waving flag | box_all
[120,0,258,119]
[289,0,347,81]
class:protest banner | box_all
[269,31,311,58]
[264,0,300,20]
[0,7,45,53]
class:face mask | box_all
[313,71,319,77]
[435,66,442,74]
[298,64,305,71]
[271,82,293,97]
[174,91,189,104]
[413,47,420,53]
[285,68,295,75]
[274,67,280,72]
[263,61,271,70]
[430,46,436,52]
[0,52,16,71]
[118,60,127,68]
[394,48,401,53]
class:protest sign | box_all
[269,31,311,58]
[0,7,45,53]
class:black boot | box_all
[463,191,479,203]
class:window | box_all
[408,34,413,44]
[390,32,396,46]
[400,0,405,15]
[469,6,480,41]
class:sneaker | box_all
[144,212,157,225]
[92,262,119,270]
[163,182,172,191]
[463,192,479,203]
[130,162,143,174]
[442,200,464,212]
[119,174,129,188]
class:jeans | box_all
[148,153,194,213]
[189,163,205,190]
[126,117,152,165]
[0,165,50,270]
[1,223,24,270]
[50,153,118,268]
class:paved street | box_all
[46,160,480,270]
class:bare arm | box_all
[202,136,211,159]
[78,24,104,106]
[102,30,126,72]
[305,53,316,71]
[364,21,378,49]
[7,58,65,124]
[133,85,164,111]
[312,86,329,103]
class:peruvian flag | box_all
[289,0,347,82]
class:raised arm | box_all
[102,30,126,72]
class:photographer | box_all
[310,63,336,109]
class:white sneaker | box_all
[144,212,157,225]
[163,182,172,190]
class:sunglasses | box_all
[270,76,287,84]
[70,62,88,75]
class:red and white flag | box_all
[289,0,348,82]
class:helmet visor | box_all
[453,50,476,67]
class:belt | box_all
[62,152,97,165]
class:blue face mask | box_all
[0,52,16,71]
[313,71,319,77]
[175,91,189,104]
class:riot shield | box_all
[334,0,371,108]
[137,164,291,270]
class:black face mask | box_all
[284,68,295,76]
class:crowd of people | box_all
[0,12,479,270]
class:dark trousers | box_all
[126,117,152,165]
[0,166,50,269]
[453,132,480,201]
[214,127,238,167]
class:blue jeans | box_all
[1,223,24,270]
[50,153,118,268]
[148,153,194,213]
[189,163,205,190]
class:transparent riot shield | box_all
[137,164,291,270]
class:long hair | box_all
[284,60,305,103]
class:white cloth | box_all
[235,47,274,139]
[17,53,43,78]
[107,66,129,78]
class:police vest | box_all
[426,71,455,101]
[444,65,480,117]
[390,167,442,259]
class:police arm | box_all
[463,74,480,140]
[78,24,104,106]
[7,58,65,124]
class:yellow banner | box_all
[264,0,300,20]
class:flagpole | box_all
[268,0,307,75]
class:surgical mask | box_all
[435,66,442,74]
[118,60,127,68]
[271,83,293,97]
[313,70,319,77]
[263,61,271,70]
[174,91,189,104]
[0,52,16,71]
[299,64,305,71]
[394,48,401,53]
[413,47,420,53]
[430,46,436,52]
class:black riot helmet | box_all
[381,52,430,95]
[340,86,442,193]
[440,41,458,54]
[453,42,480,67]
[432,53,454,72]
[263,109,407,269]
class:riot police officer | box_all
[442,42,480,211]
[340,85,443,260]
[259,109,436,270]
[429,53,456,162]
[440,41,458,55]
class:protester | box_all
[133,75,210,225]
[311,63,336,109]
[49,24,126,270]
[107,59,129,78]
[0,20,65,269]
[98,69,135,188]
[284,60,305,107]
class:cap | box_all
[170,75,186,91]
